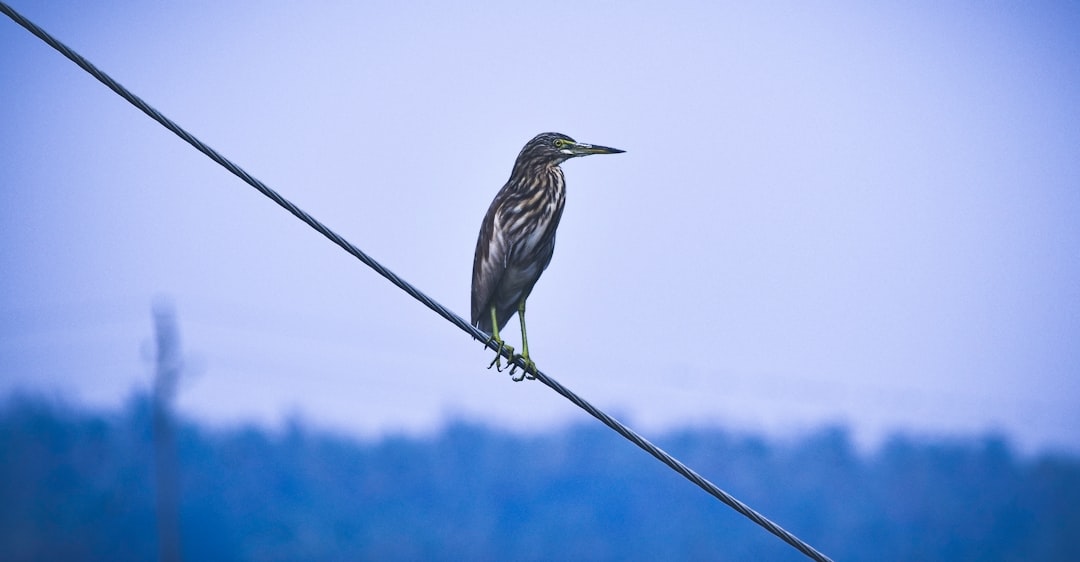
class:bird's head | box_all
[517,132,625,167]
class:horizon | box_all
[0,376,1060,461]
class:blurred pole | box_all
[152,301,184,562]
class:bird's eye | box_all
[553,139,566,148]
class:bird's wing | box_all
[471,203,509,329]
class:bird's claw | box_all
[482,336,536,381]
[508,355,537,382]
[485,338,515,373]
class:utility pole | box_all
[152,301,184,562]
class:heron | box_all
[471,132,624,380]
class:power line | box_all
[0,4,832,561]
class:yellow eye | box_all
[553,138,566,148]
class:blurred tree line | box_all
[0,393,1076,561]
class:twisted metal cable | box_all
[1,4,832,561]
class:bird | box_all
[471,132,624,381]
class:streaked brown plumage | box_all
[471,132,623,380]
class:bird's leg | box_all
[510,300,537,381]
[486,305,514,372]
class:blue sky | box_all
[2,1,1078,453]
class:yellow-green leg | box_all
[486,304,514,372]
[511,300,537,381]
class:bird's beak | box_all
[566,141,625,157]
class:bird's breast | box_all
[503,189,562,266]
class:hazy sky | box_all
[2,1,1078,454]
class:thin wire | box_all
[1,4,832,561]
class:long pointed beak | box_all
[568,141,625,156]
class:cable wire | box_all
[1,4,832,561]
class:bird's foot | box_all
[485,337,515,373]
[508,354,537,382]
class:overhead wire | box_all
[0,3,832,561]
